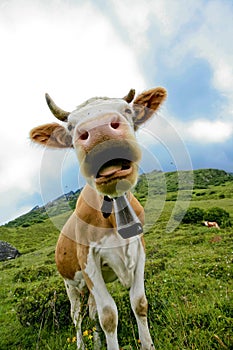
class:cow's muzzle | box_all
[81,140,141,180]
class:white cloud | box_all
[111,0,151,53]
[187,119,233,144]
[146,0,233,142]
[0,0,147,224]
[111,0,233,120]
[111,0,203,51]
[1,0,233,224]
[137,110,193,172]
[140,110,233,153]
[166,1,233,118]
[192,2,233,98]
[166,115,233,145]
[149,0,203,38]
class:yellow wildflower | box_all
[88,335,93,340]
[72,336,77,343]
[83,330,89,337]
[67,337,71,343]
[92,327,97,332]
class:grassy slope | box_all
[0,169,233,349]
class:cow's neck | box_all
[74,184,143,239]
[74,184,116,229]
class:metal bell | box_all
[113,194,143,239]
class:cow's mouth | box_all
[82,140,141,179]
[95,159,132,184]
[80,140,141,195]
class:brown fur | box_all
[55,234,81,280]
[30,123,73,148]
[101,306,117,333]
[75,185,117,230]
[135,296,148,317]
[133,87,167,129]
[29,88,167,350]
[56,185,144,282]
[204,221,220,229]
[30,88,167,149]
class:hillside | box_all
[4,189,81,228]
[0,168,232,349]
[4,168,233,228]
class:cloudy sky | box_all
[0,0,233,224]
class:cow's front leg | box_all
[88,293,102,350]
[83,249,119,350]
[129,240,155,350]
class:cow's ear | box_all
[30,123,73,148]
[133,87,167,130]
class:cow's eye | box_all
[125,108,132,114]
[67,124,73,131]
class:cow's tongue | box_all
[97,159,130,178]
[98,163,122,177]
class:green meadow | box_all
[0,169,232,349]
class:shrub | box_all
[21,222,31,228]
[174,207,205,224]
[175,206,231,227]
[204,207,231,227]
[15,281,71,329]
[13,265,55,283]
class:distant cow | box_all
[204,221,220,229]
[30,87,167,350]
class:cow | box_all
[30,87,167,350]
[204,221,220,229]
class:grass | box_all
[0,172,233,349]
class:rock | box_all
[0,241,21,261]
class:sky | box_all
[0,0,233,225]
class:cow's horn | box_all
[45,93,70,122]
[123,89,135,103]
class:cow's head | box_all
[30,87,167,197]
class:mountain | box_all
[4,189,81,228]
[3,168,233,228]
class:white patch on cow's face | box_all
[67,98,135,134]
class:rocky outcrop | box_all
[0,241,21,261]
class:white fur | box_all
[64,233,155,350]
[68,98,134,130]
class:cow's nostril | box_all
[79,131,89,141]
[110,121,120,129]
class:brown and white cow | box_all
[30,87,167,350]
[204,221,220,229]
